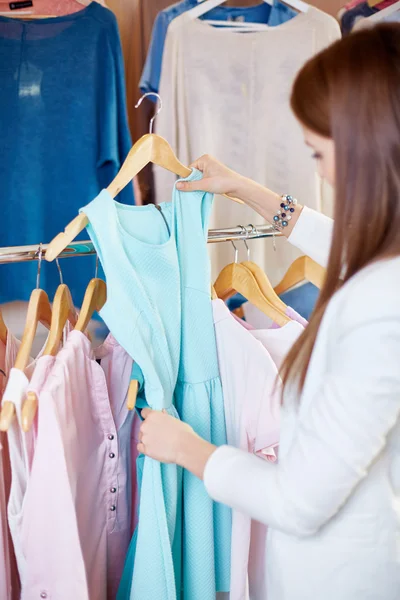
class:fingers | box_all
[176,178,213,193]
[189,154,212,171]
[141,408,152,419]
[176,180,205,192]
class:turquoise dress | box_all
[80,169,231,600]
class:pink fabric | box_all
[243,301,308,330]
[0,0,105,16]
[251,320,304,370]
[374,0,398,9]
[231,312,254,331]
[20,331,134,600]
[213,299,281,600]
[342,0,365,10]
[0,333,21,600]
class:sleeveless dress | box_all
[80,169,231,600]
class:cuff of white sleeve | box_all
[288,205,332,268]
[204,445,240,504]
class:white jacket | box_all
[204,207,400,599]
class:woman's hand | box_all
[176,155,245,197]
[138,408,196,464]
[177,154,302,236]
[138,408,217,479]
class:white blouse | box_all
[204,206,400,600]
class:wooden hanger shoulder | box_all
[75,278,107,333]
[0,289,52,431]
[214,262,290,327]
[0,310,7,346]
[242,260,287,313]
[43,284,78,357]
[45,213,88,262]
[274,255,325,296]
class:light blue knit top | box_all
[80,169,231,600]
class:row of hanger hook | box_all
[34,243,98,290]
[231,224,260,263]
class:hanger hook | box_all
[238,225,250,260]
[231,240,239,264]
[36,243,43,289]
[135,92,163,135]
[55,258,63,285]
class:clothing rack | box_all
[0,224,280,264]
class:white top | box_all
[155,9,341,281]
[204,207,400,600]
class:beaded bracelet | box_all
[272,194,297,230]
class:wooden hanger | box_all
[73,277,138,410]
[214,243,290,327]
[214,263,290,327]
[21,283,79,432]
[0,310,7,346]
[45,93,242,263]
[44,284,78,356]
[237,234,287,314]
[274,255,326,296]
[0,288,52,431]
[75,278,107,333]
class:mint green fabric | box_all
[80,170,231,599]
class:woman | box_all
[138,24,400,599]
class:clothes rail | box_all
[0,224,280,264]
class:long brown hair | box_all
[281,23,400,395]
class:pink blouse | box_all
[17,331,134,599]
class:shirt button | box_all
[40,593,48,599]
[109,453,115,459]
[110,505,116,511]
[108,434,114,440]
[110,487,117,493]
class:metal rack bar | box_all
[0,224,280,265]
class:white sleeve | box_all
[204,300,400,537]
[288,206,334,268]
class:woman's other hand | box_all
[138,408,217,479]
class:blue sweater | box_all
[0,3,134,306]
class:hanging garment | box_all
[0,333,22,600]
[204,207,400,600]
[15,332,134,600]
[5,342,45,591]
[80,170,231,600]
[251,319,305,369]
[243,302,307,330]
[213,298,283,600]
[154,7,340,281]
[339,1,378,33]
[140,0,296,97]
[0,2,133,307]
[0,1,90,17]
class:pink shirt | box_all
[19,331,134,600]
[243,301,308,329]
[251,320,304,370]
[214,301,305,600]
[213,299,281,600]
